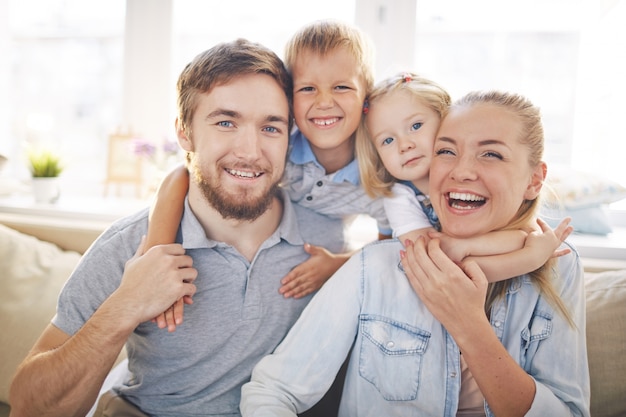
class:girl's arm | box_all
[146,164,190,331]
[435,217,573,283]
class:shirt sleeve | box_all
[523,248,590,417]
[240,253,364,416]
[383,183,433,238]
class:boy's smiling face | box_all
[291,46,367,168]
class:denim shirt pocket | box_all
[519,311,553,371]
[358,315,430,401]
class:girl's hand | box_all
[279,244,350,299]
[526,217,573,260]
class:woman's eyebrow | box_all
[436,137,508,147]
[436,136,455,144]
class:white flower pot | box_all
[32,177,61,204]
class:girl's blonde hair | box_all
[452,91,573,324]
[284,19,375,93]
[356,72,451,198]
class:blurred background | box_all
[0,0,624,207]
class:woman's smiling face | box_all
[429,102,545,238]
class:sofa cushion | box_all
[585,269,626,417]
[0,224,81,404]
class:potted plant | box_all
[27,148,64,203]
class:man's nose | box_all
[233,129,262,159]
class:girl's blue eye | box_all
[411,122,423,131]
[382,137,394,146]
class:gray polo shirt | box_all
[53,191,344,417]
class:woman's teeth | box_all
[448,192,485,210]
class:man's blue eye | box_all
[217,121,233,127]
[411,122,423,131]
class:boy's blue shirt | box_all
[282,128,391,236]
[288,129,361,185]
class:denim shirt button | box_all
[386,341,395,348]
[494,320,502,328]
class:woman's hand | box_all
[400,236,489,336]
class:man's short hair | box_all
[177,38,294,135]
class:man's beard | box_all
[191,163,279,221]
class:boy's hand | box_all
[279,244,350,299]
[153,296,193,332]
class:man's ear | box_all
[524,162,547,200]
[176,118,193,152]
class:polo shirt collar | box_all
[179,190,304,250]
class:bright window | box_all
[1,0,624,209]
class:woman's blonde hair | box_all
[452,91,573,324]
[356,72,451,198]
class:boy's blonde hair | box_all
[356,72,451,198]
[284,19,375,92]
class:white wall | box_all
[355,0,416,80]
[122,0,174,142]
[0,0,11,163]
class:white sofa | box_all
[1,222,625,417]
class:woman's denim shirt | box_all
[241,239,590,417]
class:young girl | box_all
[356,72,572,281]
[146,20,389,331]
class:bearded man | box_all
[9,39,344,417]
